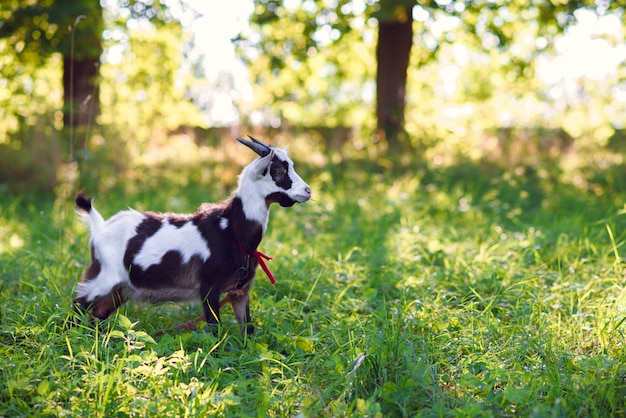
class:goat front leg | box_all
[229,283,254,335]
[173,290,243,335]
[200,285,222,327]
[175,294,238,332]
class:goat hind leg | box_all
[230,285,254,335]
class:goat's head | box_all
[236,136,312,207]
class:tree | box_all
[0,0,175,129]
[0,0,103,128]
[246,0,626,148]
[373,2,414,146]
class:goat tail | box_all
[75,191,105,230]
[75,191,92,212]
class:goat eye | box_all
[272,167,285,181]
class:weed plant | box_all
[2,146,626,417]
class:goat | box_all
[73,136,312,334]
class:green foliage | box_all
[0,0,103,61]
[0,41,63,144]
[0,0,176,59]
[373,0,425,22]
[98,22,205,151]
[0,1,205,192]
[0,39,63,193]
[246,0,626,146]
[240,0,378,128]
[3,138,626,415]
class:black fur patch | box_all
[84,244,101,281]
[270,157,293,190]
[228,197,264,252]
[129,251,204,289]
[266,192,296,207]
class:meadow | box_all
[2,139,626,417]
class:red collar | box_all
[232,221,276,284]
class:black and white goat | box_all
[73,136,311,334]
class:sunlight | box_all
[538,9,626,84]
[0,231,25,254]
[179,0,254,125]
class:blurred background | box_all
[0,0,625,196]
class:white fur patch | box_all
[219,217,229,230]
[133,221,211,269]
[76,209,145,300]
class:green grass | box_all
[2,152,626,417]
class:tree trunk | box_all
[63,56,100,128]
[375,8,413,149]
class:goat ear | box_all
[236,135,271,157]
[256,148,275,174]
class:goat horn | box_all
[248,135,270,147]
[247,135,274,153]
[236,136,272,157]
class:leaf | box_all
[504,386,531,404]
[36,380,50,397]
[109,330,125,340]
[118,314,132,331]
[134,331,157,346]
[294,336,315,353]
